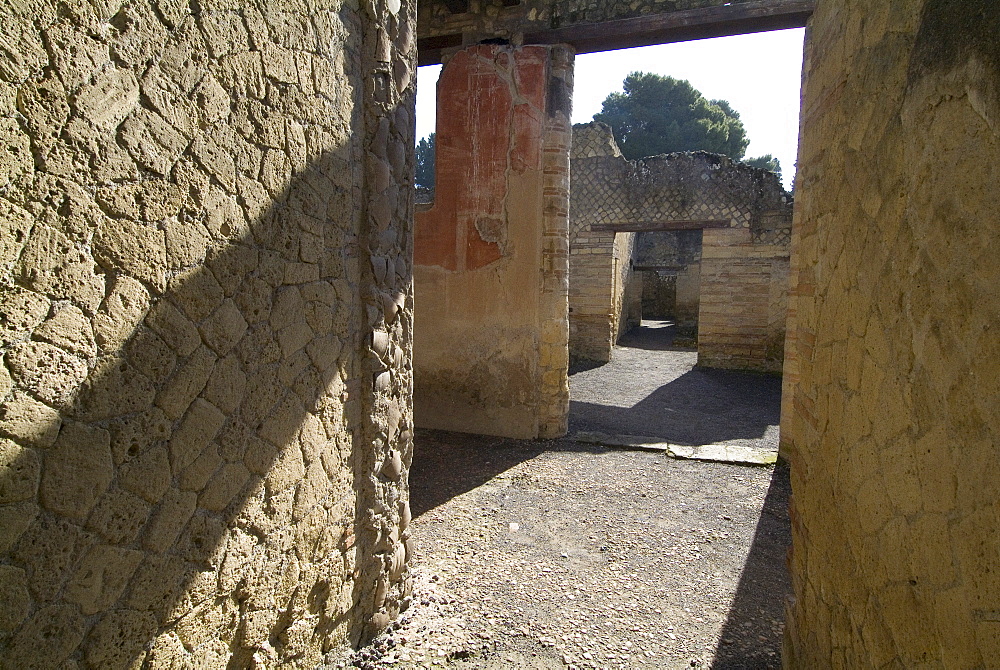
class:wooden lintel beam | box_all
[524,0,814,55]
[591,220,729,232]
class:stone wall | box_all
[569,122,792,370]
[782,0,1000,665]
[413,44,572,439]
[0,0,416,666]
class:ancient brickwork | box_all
[413,44,572,439]
[0,0,415,666]
[782,0,1000,665]
[569,123,791,370]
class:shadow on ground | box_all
[712,462,792,668]
[571,367,781,446]
[409,429,607,518]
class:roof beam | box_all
[525,0,813,55]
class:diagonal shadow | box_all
[711,461,792,668]
[570,365,782,447]
[408,429,609,519]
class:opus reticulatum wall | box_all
[0,0,416,665]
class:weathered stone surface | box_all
[86,487,153,544]
[0,286,50,349]
[0,564,30,632]
[2,0,416,663]
[94,217,168,292]
[83,608,159,669]
[12,515,96,602]
[34,303,97,359]
[0,439,40,503]
[16,225,105,312]
[41,421,113,520]
[119,445,171,503]
[65,544,144,615]
[199,299,248,356]
[106,407,171,466]
[5,340,88,408]
[0,501,38,554]
[74,66,140,130]
[4,604,87,668]
[0,391,61,447]
[169,398,226,474]
[146,300,201,358]
[781,0,1000,665]
[142,487,197,554]
[75,355,156,421]
[201,355,247,415]
[93,274,151,354]
[156,345,217,420]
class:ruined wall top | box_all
[571,149,792,239]
[571,121,622,159]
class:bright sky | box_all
[415,28,805,189]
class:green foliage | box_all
[415,133,435,189]
[594,72,749,161]
[745,153,782,181]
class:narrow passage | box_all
[325,325,791,669]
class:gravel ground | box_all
[323,323,791,669]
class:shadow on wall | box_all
[0,8,415,666]
[570,366,781,447]
[1,153,413,667]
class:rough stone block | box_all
[94,217,168,292]
[82,608,159,669]
[65,544,144,615]
[12,515,96,602]
[124,327,177,384]
[73,66,140,130]
[0,501,38,554]
[169,398,227,474]
[156,345,218,420]
[206,245,259,298]
[75,355,157,422]
[41,421,113,521]
[86,486,153,544]
[0,286,50,349]
[93,274,151,354]
[146,300,201,358]
[179,443,222,492]
[119,109,188,176]
[233,277,273,324]
[201,355,247,415]
[4,604,87,668]
[199,299,248,356]
[0,564,30,632]
[200,462,251,512]
[142,487,197,554]
[106,407,171,466]
[119,445,171,503]
[124,553,189,618]
[0,439,40,503]
[6,340,88,408]
[33,303,96,359]
[164,217,213,271]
